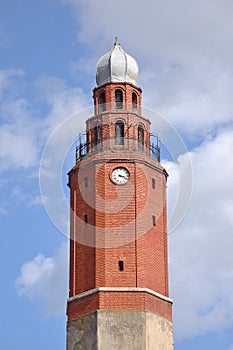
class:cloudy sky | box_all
[1,0,233,349]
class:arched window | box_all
[99,91,106,112]
[94,124,101,149]
[132,92,137,111]
[138,124,144,150]
[115,89,123,109]
[115,120,124,145]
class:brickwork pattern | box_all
[67,290,172,322]
[93,82,142,115]
[68,81,171,324]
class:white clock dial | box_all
[111,167,130,185]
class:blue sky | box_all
[1,0,233,349]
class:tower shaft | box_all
[66,40,174,350]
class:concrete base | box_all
[67,310,174,350]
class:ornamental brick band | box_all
[67,288,173,322]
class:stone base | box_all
[67,310,174,350]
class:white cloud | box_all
[169,126,233,340]
[0,70,40,172]
[65,0,233,68]
[10,186,43,207]
[0,68,24,98]
[0,69,88,174]
[0,73,90,227]
[0,21,11,49]
[0,68,90,219]
[0,108,39,171]
[64,0,233,135]
[0,207,7,216]
[16,242,68,317]
[36,74,89,137]
[28,195,42,206]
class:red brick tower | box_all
[66,38,174,349]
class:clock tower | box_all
[66,38,174,349]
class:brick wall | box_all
[67,290,172,322]
[67,81,170,323]
[93,82,142,115]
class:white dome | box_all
[96,38,139,87]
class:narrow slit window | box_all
[115,89,123,109]
[115,121,124,145]
[84,214,88,224]
[152,178,155,189]
[132,92,137,111]
[118,260,124,271]
[152,215,156,226]
[99,91,106,112]
[94,125,101,147]
[138,125,144,150]
[84,177,88,188]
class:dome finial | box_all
[96,39,139,86]
[114,36,120,46]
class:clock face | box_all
[111,167,130,185]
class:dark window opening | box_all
[152,178,155,189]
[84,214,88,224]
[115,121,124,145]
[94,125,101,148]
[152,215,156,226]
[138,125,144,150]
[118,261,124,271]
[84,177,88,188]
[115,89,123,109]
[132,92,137,111]
[99,91,106,112]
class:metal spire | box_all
[114,36,120,46]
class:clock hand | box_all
[118,174,127,179]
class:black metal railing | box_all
[75,133,160,163]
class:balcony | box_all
[75,132,160,164]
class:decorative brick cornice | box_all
[68,287,173,304]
